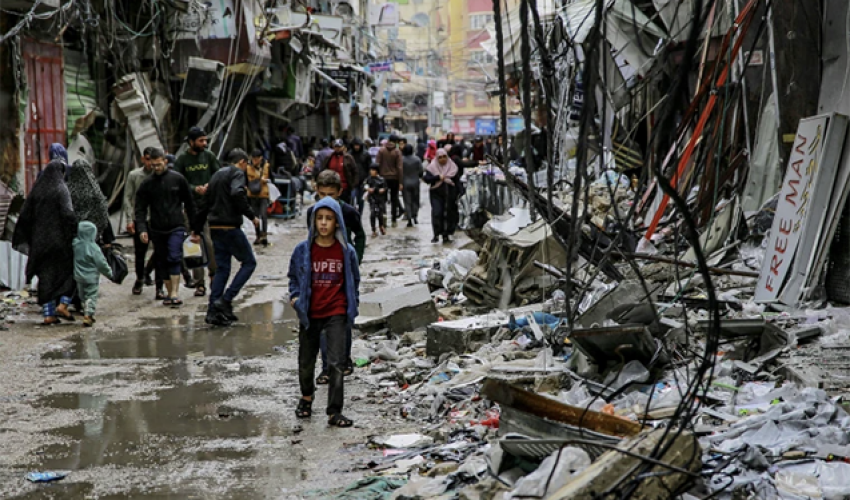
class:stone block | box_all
[387,301,439,334]
[359,284,433,318]
[426,314,507,357]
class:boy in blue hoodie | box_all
[73,221,113,327]
[288,197,360,427]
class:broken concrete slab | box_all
[426,314,506,357]
[355,284,439,333]
[387,302,440,334]
[545,429,701,499]
[359,284,433,318]
[425,305,547,357]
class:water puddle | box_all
[44,302,299,360]
[33,380,290,471]
[23,302,305,499]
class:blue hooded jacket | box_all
[288,197,360,328]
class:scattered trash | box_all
[26,471,68,483]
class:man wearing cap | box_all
[174,127,220,297]
[376,135,404,227]
[321,139,358,203]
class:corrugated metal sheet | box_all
[22,38,66,194]
[64,50,98,140]
[0,241,28,291]
[0,180,12,237]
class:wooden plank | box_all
[481,378,643,438]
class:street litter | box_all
[26,471,68,483]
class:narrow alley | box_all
[1,185,464,499]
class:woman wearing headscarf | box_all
[423,149,459,244]
[48,143,72,179]
[424,139,438,162]
[12,161,78,324]
[67,159,115,244]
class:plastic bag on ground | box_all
[505,447,591,499]
[603,360,649,391]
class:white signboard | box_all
[433,91,445,108]
[780,113,849,305]
[755,114,832,302]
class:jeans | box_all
[386,179,402,222]
[77,281,99,316]
[133,232,150,280]
[299,315,347,415]
[249,197,269,234]
[210,229,257,304]
[352,186,365,216]
[321,326,352,371]
[151,228,186,277]
[402,183,420,223]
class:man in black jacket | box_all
[349,138,372,215]
[194,148,259,326]
[136,148,200,307]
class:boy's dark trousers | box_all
[299,315,347,415]
[321,327,352,372]
[369,199,387,231]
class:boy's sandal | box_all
[132,281,143,295]
[315,372,330,385]
[328,414,353,428]
[194,285,206,297]
[343,364,354,376]
[43,317,61,326]
[295,398,312,419]
[155,290,167,301]
[170,298,184,308]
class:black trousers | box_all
[133,232,150,280]
[369,199,387,231]
[430,187,456,237]
[386,179,402,222]
[299,315,347,415]
[402,183,420,222]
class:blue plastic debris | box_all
[509,312,563,331]
[26,471,68,483]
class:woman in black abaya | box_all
[12,161,78,324]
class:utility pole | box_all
[427,4,433,133]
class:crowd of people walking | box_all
[12,126,492,427]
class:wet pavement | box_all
[43,302,299,360]
[1,187,464,499]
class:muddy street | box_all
[1,188,460,499]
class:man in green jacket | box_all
[174,127,220,296]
